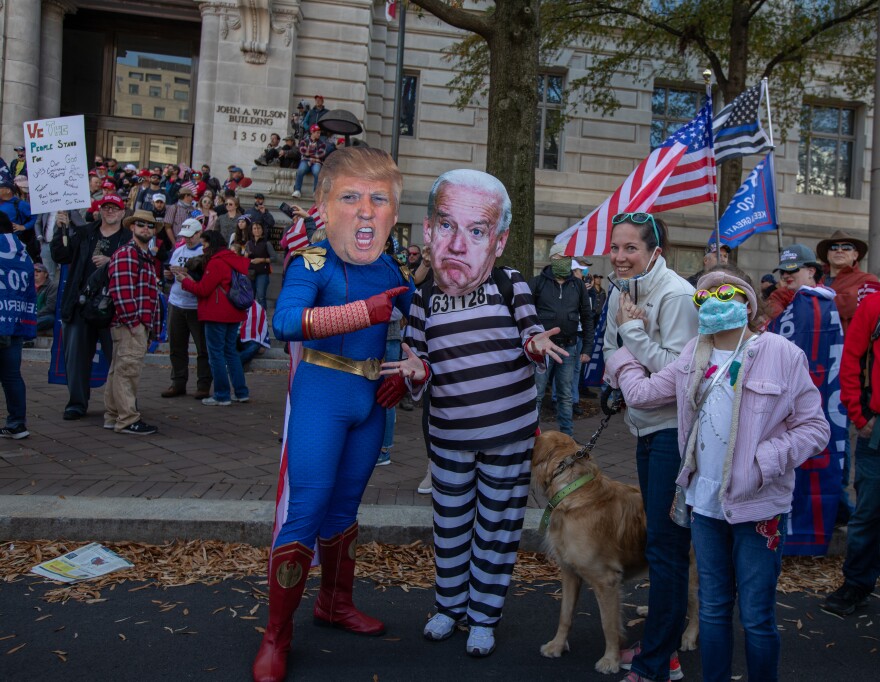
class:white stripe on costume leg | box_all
[271,341,303,549]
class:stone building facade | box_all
[0,0,874,281]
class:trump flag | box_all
[717,152,778,249]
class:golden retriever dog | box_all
[532,430,699,674]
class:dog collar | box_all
[539,472,596,534]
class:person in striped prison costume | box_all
[380,169,568,658]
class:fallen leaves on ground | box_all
[0,539,845,604]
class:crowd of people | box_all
[1,133,878,682]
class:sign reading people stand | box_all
[22,115,91,214]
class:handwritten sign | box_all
[22,115,91,214]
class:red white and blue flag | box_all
[240,301,270,348]
[386,1,398,22]
[556,94,716,257]
[767,286,846,556]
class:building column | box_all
[0,0,41,151]
[192,1,223,167]
[39,1,74,119]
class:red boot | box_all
[252,542,313,682]
[313,522,385,636]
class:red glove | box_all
[365,286,410,325]
[376,374,407,408]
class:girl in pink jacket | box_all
[605,264,829,682]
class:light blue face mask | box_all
[698,297,748,335]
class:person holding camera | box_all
[51,195,131,421]
[163,219,212,400]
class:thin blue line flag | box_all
[716,152,777,249]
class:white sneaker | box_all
[466,625,495,657]
[202,397,232,406]
[417,468,432,494]
[423,613,457,641]
[291,190,301,198]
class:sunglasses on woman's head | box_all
[611,212,661,247]
[693,283,748,307]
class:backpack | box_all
[225,270,255,310]
[80,262,115,328]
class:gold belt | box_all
[302,348,382,381]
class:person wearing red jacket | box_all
[824,289,880,616]
[176,229,249,406]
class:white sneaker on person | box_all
[466,626,495,657]
[423,613,457,641]
[417,468,432,494]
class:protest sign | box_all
[22,115,91,214]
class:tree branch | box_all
[407,0,493,40]
[747,0,769,21]
[761,0,878,78]
[550,2,727,87]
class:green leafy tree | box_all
[415,0,876,242]
[408,0,541,274]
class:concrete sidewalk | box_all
[0,359,638,548]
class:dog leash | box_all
[539,411,615,534]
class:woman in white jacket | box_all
[603,213,698,682]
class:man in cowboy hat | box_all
[816,229,878,333]
[104,209,162,435]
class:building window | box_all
[535,73,563,170]
[131,103,142,116]
[391,224,411,250]
[399,74,418,137]
[114,40,192,122]
[651,86,701,148]
[798,103,856,198]
[154,107,165,119]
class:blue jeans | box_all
[572,337,584,404]
[252,273,269,312]
[0,337,26,428]
[382,339,401,450]
[294,161,321,193]
[691,513,786,682]
[632,428,691,681]
[534,342,577,436]
[842,437,880,591]
[238,340,263,366]
[204,322,248,402]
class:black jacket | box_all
[51,221,132,322]
[529,266,595,347]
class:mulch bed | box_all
[0,539,844,604]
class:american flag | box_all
[386,1,397,22]
[713,82,772,165]
[280,205,323,254]
[240,301,270,348]
[556,94,716,256]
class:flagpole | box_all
[390,1,407,162]
[762,78,783,254]
[704,69,721,258]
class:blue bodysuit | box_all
[271,240,413,548]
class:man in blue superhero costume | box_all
[253,146,413,682]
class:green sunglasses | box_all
[612,212,661,247]
[693,283,748,307]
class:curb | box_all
[0,495,845,556]
[0,496,546,551]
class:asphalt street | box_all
[2,574,877,681]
